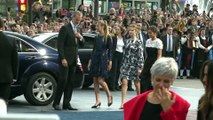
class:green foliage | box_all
[22,13,28,23]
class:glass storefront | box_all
[122,0,160,14]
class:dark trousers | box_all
[0,83,10,102]
[165,51,174,58]
[140,75,152,93]
[53,63,76,107]
[110,51,123,89]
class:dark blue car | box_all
[4,31,84,105]
[33,32,95,88]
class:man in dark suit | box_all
[0,18,18,102]
[52,11,84,110]
[137,22,148,58]
[160,26,179,59]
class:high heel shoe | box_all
[108,96,113,107]
[91,102,101,108]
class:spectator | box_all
[197,60,213,120]
[27,29,36,37]
[60,8,67,18]
[78,4,86,16]
[67,7,74,20]
[32,0,42,22]
[124,57,190,120]
[160,26,179,59]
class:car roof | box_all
[33,32,96,43]
[4,31,57,53]
[33,32,58,43]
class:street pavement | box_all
[7,78,203,120]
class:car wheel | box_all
[24,72,57,106]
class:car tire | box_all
[24,72,57,106]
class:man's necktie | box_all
[168,35,170,51]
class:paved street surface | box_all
[7,78,203,120]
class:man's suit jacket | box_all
[57,22,84,65]
[160,34,179,58]
[0,31,18,83]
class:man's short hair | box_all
[72,11,82,17]
[193,4,198,7]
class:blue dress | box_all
[89,35,113,79]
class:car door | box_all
[44,35,84,88]
[44,35,58,49]
[78,36,94,74]
[7,35,41,85]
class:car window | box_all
[79,36,94,49]
[45,37,57,49]
[20,41,37,52]
[7,35,37,52]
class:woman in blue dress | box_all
[88,20,113,108]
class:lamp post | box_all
[28,0,32,26]
[94,0,99,20]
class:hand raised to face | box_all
[155,87,176,112]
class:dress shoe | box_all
[91,102,101,108]
[52,104,61,110]
[63,105,78,110]
[108,96,113,107]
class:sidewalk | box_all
[8,78,202,120]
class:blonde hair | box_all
[128,24,139,37]
[97,20,110,42]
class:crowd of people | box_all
[1,1,213,119]
[2,3,213,78]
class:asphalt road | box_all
[7,78,203,120]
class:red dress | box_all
[124,90,190,120]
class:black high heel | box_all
[91,102,101,108]
[108,96,113,107]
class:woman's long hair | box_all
[199,60,213,119]
[97,20,110,44]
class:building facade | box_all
[0,0,17,16]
